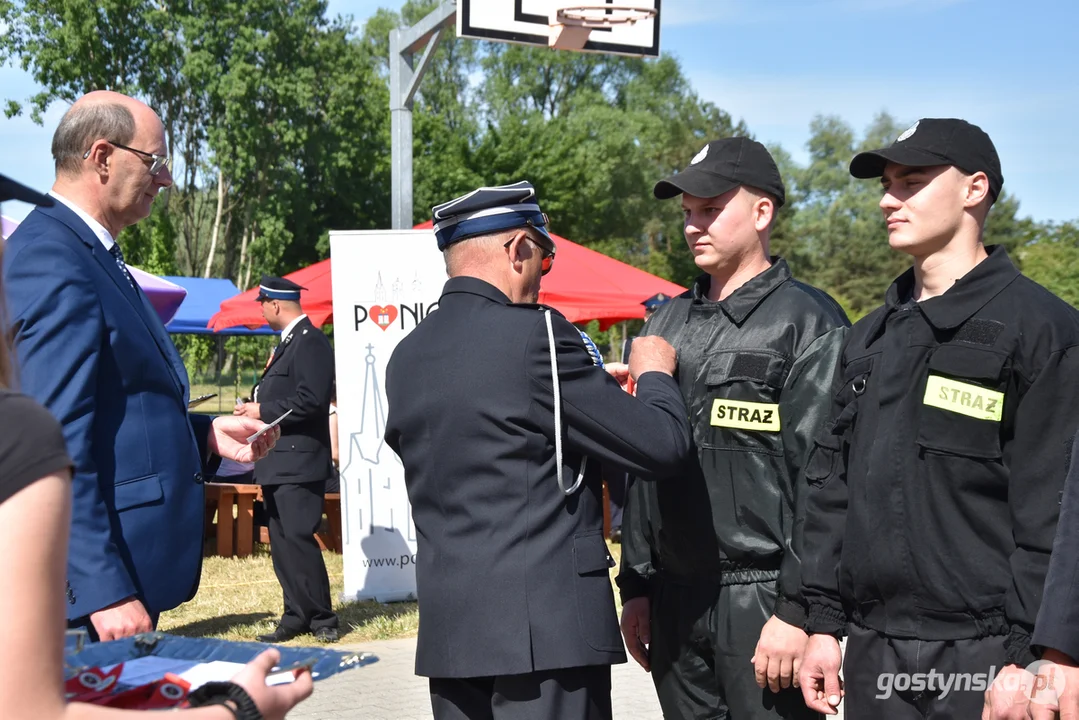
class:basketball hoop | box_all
[549,5,658,51]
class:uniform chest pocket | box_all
[700,351,789,456]
[916,345,1007,460]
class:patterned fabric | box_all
[108,244,135,289]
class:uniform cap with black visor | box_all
[653,137,787,208]
[432,181,556,276]
[255,275,306,303]
[849,118,1004,201]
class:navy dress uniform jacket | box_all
[254,316,335,486]
[385,277,692,679]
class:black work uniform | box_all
[618,260,848,720]
[254,316,338,635]
[384,277,692,720]
[801,246,1079,718]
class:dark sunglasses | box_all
[505,233,556,276]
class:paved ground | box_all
[288,637,663,719]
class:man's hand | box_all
[620,596,651,671]
[230,648,314,720]
[234,401,262,419]
[90,596,153,641]
[983,664,1040,720]
[983,655,1072,720]
[209,416,280,463]
[753,615,810,693]
[799,633,844,715]
[1040,649,1079,720]
[604,362,636,394]
[628,336,677,380]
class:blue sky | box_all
[2,0,1076,224]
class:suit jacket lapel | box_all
[38,204,187,399]
[260,317,309,379]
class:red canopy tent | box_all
[208,223,685,332]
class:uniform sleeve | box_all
[774,326,848,628]
[800,346,852,637]
[0,394,72,505]
[526,311,691,481]
[5,238,138,614]
[1032,432,1079,662]
[259,335,335,427]
[1002,345,1079,665]
[616,476,653,602]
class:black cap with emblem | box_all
[255,274,306,302]
[654,137,786,208]
[849,118,1003,200]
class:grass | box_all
[159,541,623,645]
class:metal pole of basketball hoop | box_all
[390,1,457,229]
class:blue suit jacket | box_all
[3,201,212,619]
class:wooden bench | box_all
[204,482,261,558]
[206,483,342,557]
[256,493,342,553]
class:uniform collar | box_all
[690,258,792,325]
[865,245,1020,344]
[440,276,512,305]
[281,313,308,340]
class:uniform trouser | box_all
[843,624,1008,719]
[263,480,338,632]
[429,665,612,720]
[650,579,819,720]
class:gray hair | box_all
[52,102,136,176]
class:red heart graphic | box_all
[370,305,398,331]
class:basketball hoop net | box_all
[549,5,658,51]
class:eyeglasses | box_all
[505,233,556,276]
[83,141,171,176]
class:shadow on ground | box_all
[164,612,275,638]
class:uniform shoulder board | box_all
[507,302,566,319]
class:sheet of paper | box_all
[101,657,315,691]
[246,408,293,443]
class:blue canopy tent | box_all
[161,277,275,414]
[162,277,275,336]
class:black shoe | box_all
[610,528,622,543]
[314,626,339,643]
[257,625,307,643]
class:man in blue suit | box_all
[3,91,279,642]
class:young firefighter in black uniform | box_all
[798,119,1079,719]
[236,276,339,644]
[617,138,849,720]
[384,182,692,720]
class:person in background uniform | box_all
[384,181,692,720]
[798,119,1079,719]
[607,292,673,544]
[236,276,339,643]
[617,138,848,720]
[2,93,277,643]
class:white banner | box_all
[330,230,445,602]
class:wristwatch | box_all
[186,681,263,720]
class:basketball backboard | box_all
[458,0,661,58]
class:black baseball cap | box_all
[654,137,786,207]
[0,173,53,206]
[850,118,1003,200]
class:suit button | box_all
[194,472,204,484]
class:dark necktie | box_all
[108,243,135,290]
